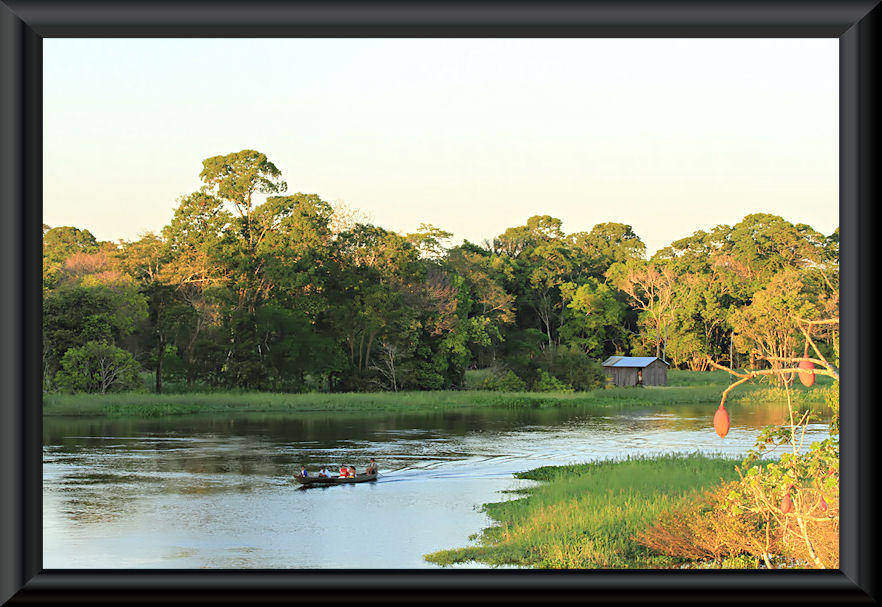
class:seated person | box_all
[318,468,328,478]
[299,466,308,478]
[366,459,378,474]
[348,466,357,477]
[339,465,349,478]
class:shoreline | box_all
[424,453,748,569]
[42,373,834,418]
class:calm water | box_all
[43,403,832,569]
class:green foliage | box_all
[55,341,142,393]
[42,226,99,289]
[199,150,286,229]
[481,369,528,392]
[535,346,606,391]
[560,278,628,358]
[533,370,573,392]
[43,284,148,387]
[42,151,837,396]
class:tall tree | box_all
[161,192,230,386]
[43,226,100,290]
[199,149,286,251]
[569,222,646,279]
[607,260,678,358]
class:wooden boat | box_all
[294,472,378,487]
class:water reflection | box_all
[43,403,832,569]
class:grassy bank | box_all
[424,453,744,569]
[42,370,834,417]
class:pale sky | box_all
[44,38,838,254]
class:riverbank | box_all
[42,371,834,417]
[424,453,745,569]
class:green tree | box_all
[43,284,148,387]
[445,242,514,366]
[730,269,832,380]
[43,226,100,289]
[494,216,574,347]
[199,149,286,251]
[160,192,231,386]
[406,223,453,259]
[569,222,646,278]
[560,278,628,358]
[607,259,678,358]
[55,341,141,393]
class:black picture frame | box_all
[1,1,878,603]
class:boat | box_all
[293,472,378,487]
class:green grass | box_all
[424,453,744,569]
[43,370,836,418]
[666,370,734,387]
[42,388,722,417]
[42,390,636,417]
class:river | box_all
[43,403,832,568]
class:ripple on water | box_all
[43,405,835,568]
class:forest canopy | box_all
[42,150,839,394]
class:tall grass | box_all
[424,453,744,569]
[44,390,646,417]
[43,370,835,417]
[667,370,733,387]
[43,388,725,418]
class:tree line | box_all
[42,149,839,394]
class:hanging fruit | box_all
[798,360,816,387]
[781,492,793,514]
[713,403,730,438]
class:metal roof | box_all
[602,356,668,368]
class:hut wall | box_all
[603,360,668,386]
[606,366,638,387]
[642,360,668,386]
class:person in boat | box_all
[366,459,378,475]
[299,466,308,478]
[318,468,328,478]
[348,466,357,477]
[339,465,349,478]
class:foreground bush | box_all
[636,474,839,568]
[638,319,840,569]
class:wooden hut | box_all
[601,356,669,387]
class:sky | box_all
[43,38,838,254]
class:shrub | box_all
[637,470,839,569]
[484,369,527,392]
[463,368,494,390]
[536,346,606,391]
[55,341,141,393]
[534,370,574,392]
[640,319,840,569]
